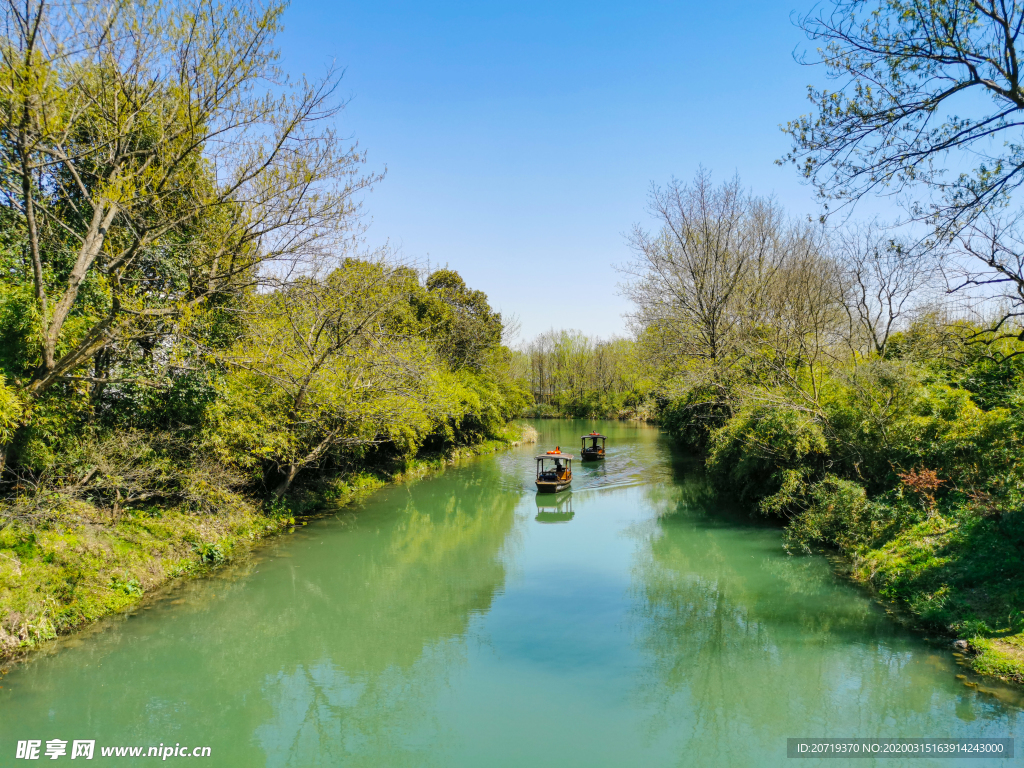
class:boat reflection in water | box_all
[534,492,574,524]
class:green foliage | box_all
[658,385,731,450]
[201,261,525,496]
[194,542,227,565]
[522,330,652,418]
[706,404,827,505]
[0,376,23,446]
[654,323,1024,682]
[776,475,873,551]
[417,269,504,372]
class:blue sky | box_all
[276,0,829,341]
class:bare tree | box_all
[835,222,939,357]
[948,212,1024,350]
[621,170,787,376]
[752,224,847,406]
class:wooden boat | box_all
[535,449,573,493]
[580,432,606,461]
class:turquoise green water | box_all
[0,420,1020,766]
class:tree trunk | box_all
[273,464,302,501]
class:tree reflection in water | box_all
[252,468,522,766]
[628,476,1017,765]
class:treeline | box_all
[0,0,528,657]
[516,330,651,418]
[625,170,1024,681]
[619,0,1024,685]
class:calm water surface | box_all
[0,420,1019,766]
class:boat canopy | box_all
[535,454,575,460]
[581,433,606,439]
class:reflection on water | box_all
[629,476,1019,765]
[0,420,1019,768]
[535,492,574,524]
[0,462,522,767]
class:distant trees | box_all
[521,330,645,417]
[414,270,504,372]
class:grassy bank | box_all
[0,423,537,667]
[658,351,1024,687]
[848,514,1024,684]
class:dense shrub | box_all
[706,404,827,505]
[658,385,731,450]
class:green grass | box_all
[0,498,290,661]
[852,510,1024,685]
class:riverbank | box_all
[5,416,1016,765]
[521,405,657,422]
[654,351,1024,690]
[0,423,538,667]
[847,515,1024,686]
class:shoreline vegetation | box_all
[618,172,1024,688]
[3,0,1024,695]
[0,423,538,667]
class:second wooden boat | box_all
[580,432,606,461]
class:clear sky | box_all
[275,0,830,342]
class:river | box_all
[0,420,1019,766]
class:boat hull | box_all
[580,450,605,461]
[535,480,571,493]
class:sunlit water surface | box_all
[0,420,1020,766]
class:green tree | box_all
[416,269,503,372]
[206,261,440,499]
[0,0,376,470]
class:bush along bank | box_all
[0,421,538,666]
[661,345,1024,686]
[1,258,536,666]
